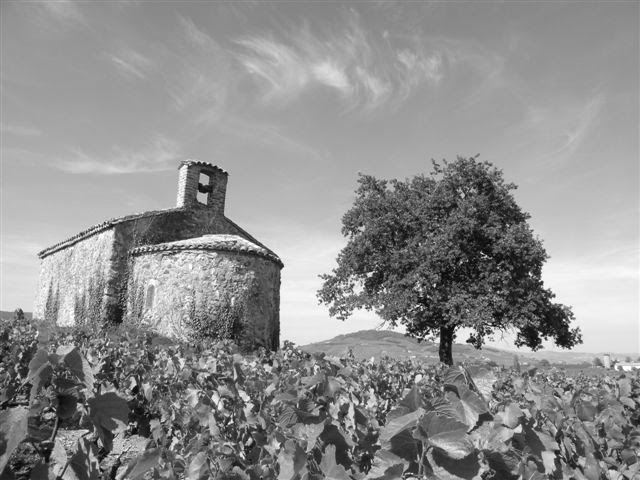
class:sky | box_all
[1,1,638,354]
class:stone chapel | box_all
[34,160,282,349]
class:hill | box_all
[301,329,617,366]
[0,310,32,321]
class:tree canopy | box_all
[317,156,582,365]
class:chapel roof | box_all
[130,234,283,267]
[179,159,228,174]
[37,208,178,259]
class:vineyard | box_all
[1,315,639,480]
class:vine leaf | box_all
[25,349,53,396]
[426,448,482,480]
[319,445,351,480]
[416,412,473,459]
[87,392,128,452]
[188,452,209,480]
[119,448,161,480]
[465,366,497,402]
[56,345,94,392]
[379,408,425,446]
[497,403,524,428]
[444,385,488,428]
[0,406,29,474]
[277,440,306,480]
[26,461,53,480]
[367,449,406,480]
[469,422,514,453]
[293,421,324,453]
[68,436,100,480]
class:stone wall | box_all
[33,229,115,325]
[106,208,251,314]
[127,249,280,349]
[34,205,278,329]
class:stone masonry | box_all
[34,160,283,350]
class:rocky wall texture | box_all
[107,207,252,314]
[33,229,116,326]
[127,249,280,349]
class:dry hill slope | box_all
[301,329,609,366]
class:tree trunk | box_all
[439,325,455,365]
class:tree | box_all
[625,356,632,362]
[317,156,582,365]
[593,357,604,367]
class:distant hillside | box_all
[0,310,33,321]
[301,329,621,366]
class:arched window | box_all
[144,284,155,310]
[197,172,211,205]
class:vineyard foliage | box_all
[1,315,639,479]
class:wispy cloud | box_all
[106,49,155,81]
[554,94,604,158]
[168,17,233,125]
[234,13,445,112]
[0,124,42,137]
[55,136,181,174]
[520,93,605,165]
[35,0,87,28]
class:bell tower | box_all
[176,160,228,215]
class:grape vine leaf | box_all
[293,421,324,453]
[68,436,100,480]
[25,349,53,395]
[443,366,468,388]
[469,422,514,453]
[188,452,209,480]
[26,461,53,480]
[541,450,557,475]
[415,412,473,459]
[119,448,160,480]
[497,403,524,428]
[443,385,488,428]
[426,448,482,480]
[379,408,425,446]
[319,445,351,480]
[0,406,28,474]
[367,449,406,480]
[56,345,94,392]
[389,428,419,463]
[87,392,129,451]
[277,440,306,480]
[484,450,520,480]
[465,366,497,402]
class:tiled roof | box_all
[37,208,183,259]
[130,234,283,267]
[179,159,228,174]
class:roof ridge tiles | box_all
[179,159,228,174]
[37,207,184,258]
[130,234,283,267]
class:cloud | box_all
[520,93,605,165]
[55,136,181,174]
[36,0,87,28]
[0,124,41,137]
[168,17,233,125]
[234,13,447,112]
[555,94,604,157]
[106,49,155,81]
